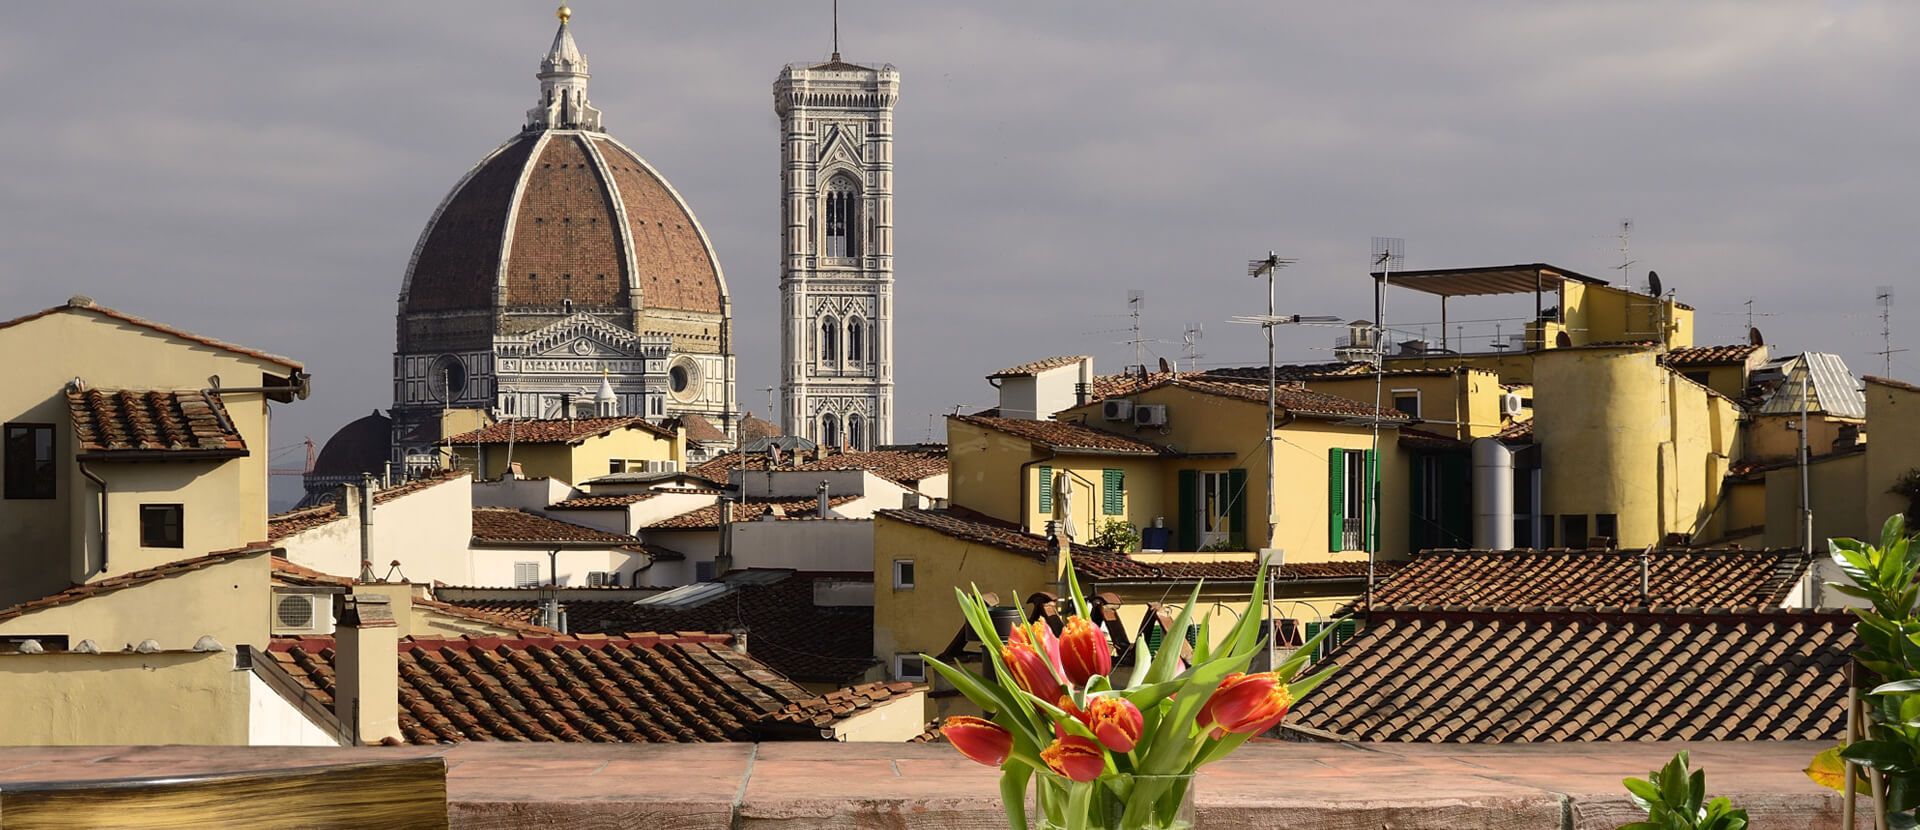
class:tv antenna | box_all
[1181,323,1206,370]
[763,384,777,418]
[1878,286,1907,378]
[1124,290,1149,370]
[1613,219,1638,287]
[1365,236,1405,610]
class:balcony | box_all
[0,741,1854,828]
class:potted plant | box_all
[924,551,1338,830]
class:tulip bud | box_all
[1040,731,1107,782]
[1197,672,1292,740]
[940,716,1013,767]
[1084,696,1144,753]
[1001,641,1063,703]
[1057,616,1112,687]
[1012,620,1063,670]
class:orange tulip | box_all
[1057,616,1112,686]
[1001,641,1063,702]
[1084,696,1144,753]
[1198,671,1292,740]
[1040,729,1107,782]
[1012,620,1063,669]
[940,716,1013,767]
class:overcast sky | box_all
[2,2,1915,504]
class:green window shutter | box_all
[1177,469,1199,551]
[1440,452,1471,546]
[1327,449,1346,551]
[1227,467,1249,550]
[1364,450,1379,552]
[1102,469,1124,516]
[1185,624,1200,648]
[1038,465,1053,514]
[1144,619,1165,656]
[1409,454,1429,551]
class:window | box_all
[1595,514,1618,546]
[513,562,541,588]
[1684,371,1712,387]
[1540,515,1556,548]
[824,174,860,257]
[1304,619,1360,663]
[4,423,54,500]
[892,559,915,589]
[696,560,717,582]
[846,317,865,363]
[139,504,183,548]
[1327,449,1375,552]
[609,459,626,474]
[1102,469,1125,516]
[1037,465,1054,513]
[820,316,840,363]
[1561,514,1589,548]
[670,364,690,393]
[894,654,926,682]
[1391,389,1421,418]
[820,413,840,449]
[847,413,865,451]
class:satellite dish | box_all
[1157,357,1172,373]
[1749,326,1765,347]
[1555,331,1573,348]
[1647,270,1663,297]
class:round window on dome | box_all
[427,355,468,403]
[667,358,701,403]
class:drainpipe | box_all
[1017,449,1059,534]
[78,460,108,573]
[817,480,831,518]
[359,473,376,581]
[1639,545,1652,603]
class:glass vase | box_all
[1032,773,1195,830]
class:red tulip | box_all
[1085,696,1144,753]
[1040,729,1107,782]
[1057,616,1112,686]
[1001,641,1063,702]
[1012,621,1063,670]
[1197,672,1292,740]
[940,716,1013,767]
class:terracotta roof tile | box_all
[547,491,666,510]
[443,417,673,445]
[739,413,783,442]
[767,681,923,729]
[1365,548,1812,609]
[269,556,353,588]
[446,573,877,684]
[691,447,949,487]
[951,415,1165,455]
[645,496,859,530]
[0,299,302,369]
[66,389,246,457]
[1292,606,1852,742]
[988,355,1088,378]
[670,413,728,444]
[0,544,275,623]
[1662,344,1762,367]
[1867,375,1920,395]
[1088,370,1175,401]
[266,633,824,744]
[470,507,642,545]
[1493,419,1533,444]
[1161,377,1410,421]
[411,597,562,636]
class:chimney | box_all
[728,627,751,656]
[817,480,831,518]
[358,474,376,580]
[333,594,400,745]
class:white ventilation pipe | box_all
[1472,438,1514,550]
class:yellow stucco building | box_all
[444,416,686,484]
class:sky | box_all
[2,2,1915,507]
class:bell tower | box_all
[773,50,898,450]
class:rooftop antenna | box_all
[1366,236,1406,612]
[1877,286,1907,378]
[1125,290,1148,370]
[1614,219,1637,285]
[1180,323,1206,371]
[763,384,777,418]
[831,0,841,60]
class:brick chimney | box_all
[334,593,400,745]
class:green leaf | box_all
[922,653,1008,715]
[1145,582,1205,686]
[1876,679,1920,696]
[1000,766,1032,830]
[1841,739,1914,772]
[1123,624,1155,690]
[1061,548,1091,621]
[1622,777,1659,808]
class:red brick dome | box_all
[399,130,725,318]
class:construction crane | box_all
[269,437,316,477]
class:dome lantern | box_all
[527,4,601,131]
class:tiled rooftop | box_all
[765,681,921,730]
[950,415,1165,455]
[645,496,859,531]
[986,355,1088,378]
[692,447,950,487]
[1161,377,1411,421]
[1365,547,1811,609]
[1662,344,1763,367]
[1293,606,1851,742]
[0,298,302,369]
[547,491,667,510]
[670,413,729,444]
[470,507,641,546]
[443,416,673,446]
[266,633,837,744]
[66,389,246,457]
[268,471,468,541]
[444,572,876,684]
[1867,374,1920,394]
[0,543,274,624]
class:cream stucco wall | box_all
[1306,369,1506,440]
[1764,452,1869,553]
[280,476,474,584]
[0,307,295,608]
[247,670,338,746]
[0,550,271,650]
[1866,378,1920,531]
[731,519,874,573]
[871,516,1051,687]
[831,691,931,742]
[1744,413,1857,468]
[0,650,249,745]
[461,426,683,485]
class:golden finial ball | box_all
[556,4,572,23]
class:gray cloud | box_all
[2,1,1913,504]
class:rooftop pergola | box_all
[1368,263,1610,353]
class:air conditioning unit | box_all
[1133,404,1168,428]
[1501,391,1527,417]
[1102,399,1133,421]
[273,593,322,634]
[644,460,680,474]
[587,571,618,587]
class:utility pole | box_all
[1798,358,1817,604]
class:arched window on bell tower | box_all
[824,174,860,258]
[847,413,865,451]
[846,317,865,363]
[820,315,840,365]
[821,413,841,449]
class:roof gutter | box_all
[77,459,108,574]
[1017,447,1058,536]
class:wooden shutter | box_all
[1102,469,1124,516]
[1177,469,1199,551]
[1364,450,1379,552]
[1409,454,1429,551]
[1227,467,1248,550]
[1327,448,1345,551]
[1440,452,1471,546]
[1038,465,1053,514]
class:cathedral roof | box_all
[399,11,726,321]
[311,410,392,478]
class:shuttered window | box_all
[1038,465,1053,513]
[1101,469,1124,515]
[513,562,541,588]
[1327,449,1378,552]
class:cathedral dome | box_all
[398,13,726,320]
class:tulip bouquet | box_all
[926,552,1341,830]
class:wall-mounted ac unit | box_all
[1502,391,1526,417]
[1102,399,1134,421]
[273,593,322,634]
[587,571,618,587]
[1133,404,1168,428]
[644,460,680,474]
